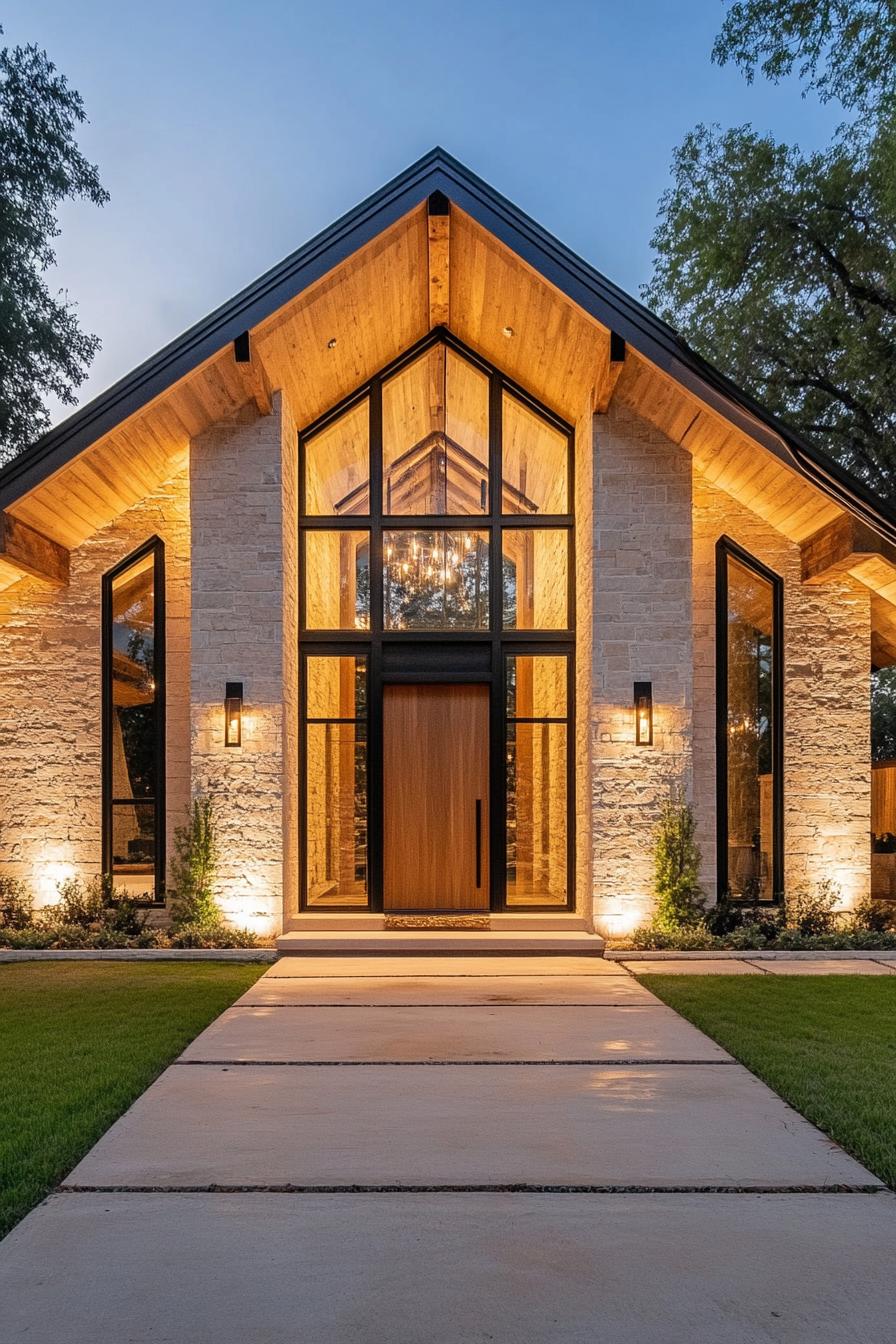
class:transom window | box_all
[299,331,573,636]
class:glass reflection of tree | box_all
[113,580,156,861]
[383,531,488,629]
[727,574,773,899]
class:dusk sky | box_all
[5,0,840,420]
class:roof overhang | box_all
[2,146,896,653]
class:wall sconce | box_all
[634,681,653,746]
[225,682,243,747]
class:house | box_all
[1,148,893,944]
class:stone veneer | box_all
[591,404,694,936]
[189,394,296,938]
[0,473,190,908]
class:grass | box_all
[0,960,266,1239]
[641,974,896,1188]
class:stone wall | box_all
[591,404,694,936]
[693,471,871,908]
[0,473,190,908]
[189,395,294,938]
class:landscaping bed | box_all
[0,960,266,1239]
[641,974,896,1188]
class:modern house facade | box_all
[1,149,893,941]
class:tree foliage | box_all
[644,2,896,500]
[714,0,896,116]
[0,26,107,463]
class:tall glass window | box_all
[505,655,569,906]
[303,655,368,907]
[717,541,782,902]
[103,539,164,901]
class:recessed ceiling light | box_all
[327,337,337,349]
[502,325,514,338]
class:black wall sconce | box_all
[225,682,243,747]
[634,681,653,746]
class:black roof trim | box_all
[2,146,894,544]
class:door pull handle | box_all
[475,798,482,888]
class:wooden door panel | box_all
[383,683,489,911]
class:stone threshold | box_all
[0,949,278,963]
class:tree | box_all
[0,26,107,464]
[714,1,896,118]
[644,2,896,500]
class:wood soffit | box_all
[0,147,893,635]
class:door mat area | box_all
[384,916,491,930]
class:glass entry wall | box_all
[102,538,165,902]
[299,331,575,912]
[716,538,783,902]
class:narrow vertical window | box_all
[303,655,369,907]
[716,540,783,902]
[505,654,570,907]
[103,538,165,902]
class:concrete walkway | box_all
[1,956,895,1342]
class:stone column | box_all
[591,404,694,936]
[189,393,296,936]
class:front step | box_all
[275,928,605,956]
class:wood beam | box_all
[593,331,626,413]
[0,511,69,585]
[427,192,450,329]
[801,514,896,584]
[233,332,273,416]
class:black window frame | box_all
[101,536,166,905]
[298,329,575,913]
[715,536,784,904]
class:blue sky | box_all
[5,0,839,416]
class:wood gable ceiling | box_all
[1,146,895,658]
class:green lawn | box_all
[641,974,896,1187]
[0,960,265,1239]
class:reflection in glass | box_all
[505,656,568,907]
[305,656,368,907]
[502,529,569,629]
[382,346,489,514]
[109,549,158,899]
[725,556,776,901]
[304,530,370,629]
[383,529,489,630]
[506,655,567,720]
[502,392,569,515]
[303,398,370,515]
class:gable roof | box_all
[1,145,894,549]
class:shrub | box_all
[705,895,783,942]
[169,797,221,930]
[847,896,896,934]
[169,920,258,949]
[785,879,841,936]
[54,875,108,927]
[0,877,33,930]
[652,789,704,931]
[628,923,718,951]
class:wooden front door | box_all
[383,683,489,911]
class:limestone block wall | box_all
[190,395,295,937]
[591,404,694,936]
[693,472,871,907]
[0,473,190,908]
